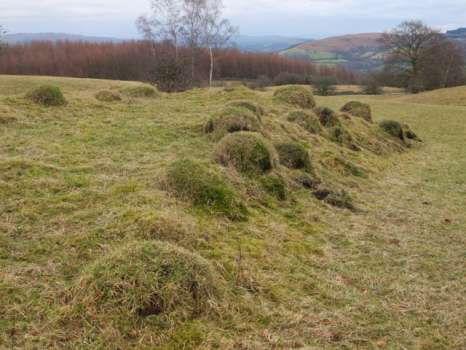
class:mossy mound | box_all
[204,106,262,140]
[380,120,404,140]
[73,241,220,319]
[275,142,312,172]
[228,100,264,119]
[313,188,354,210]
[287,110,322,134]
[124,85,159,98]
[273,86,316,109]
[95,90,122,102]
[26,85,66,106]
[215,132,277,175]
[260,174,287,201]
[166,159,247,220]
[314,107,341,128]
[341,101,372,122]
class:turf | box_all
[0,75,465,349]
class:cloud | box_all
[0,0,464,37]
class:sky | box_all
[0,0,465,39]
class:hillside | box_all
[281,33,385,70]
[1,76,465,349]
[232,35,310,52]
[281,28,466,70]
[395,85,466,106]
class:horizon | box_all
[1,1,465,39]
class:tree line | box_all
[0,40,355,88]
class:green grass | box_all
[1,75,465,349]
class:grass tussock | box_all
[314,106,341,128]
[215,132,277,175]
[123,85,159,98]
[287,109,322,134]
[26,85,66,106]
[341,101,373,122]
[95,90,122,102]
[275,142,313,172]
[227,100,265,119]
[204,106,262,140]
[379,120,405,140]
[273,85,316,109]
[72,241,221,320]
[165,159,247,220]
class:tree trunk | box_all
[209,46,214,88]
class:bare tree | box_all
[138,0,236,88]
[198,0,237,87]
[382,20,439,92]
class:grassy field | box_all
[0,75,465,349]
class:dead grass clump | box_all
[260,174,287,201]
[228,100,264,119]
[313,188,354,210]
[275,142,312,172]
[124,85,159,98]
[273,86,316,109]
[340,101,372,122]
[215,132,277,175]
[166,159,247,220]
[73,241,220,319]
[287,110,322,134]
[314,107,341,128]
[204,106,262,140]
[26,85,66,106]
[95,90,122,102]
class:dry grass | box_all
[1,75,465,349]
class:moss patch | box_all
[166,159,247,220]
[273,86,316,109]
[275,142,312,172]
[26,85,66,106]
[341,101,372,122]
[287,110,322,134]
[215,132,277,175]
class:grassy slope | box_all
[395,85,466,106]
[0,76,465,349]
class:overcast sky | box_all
[1,0,465,39]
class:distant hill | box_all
[2,33,125,44]
[2,32,309,53]
[280,33,385,70]
[232,35,310,52]
[446,28,466,55]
